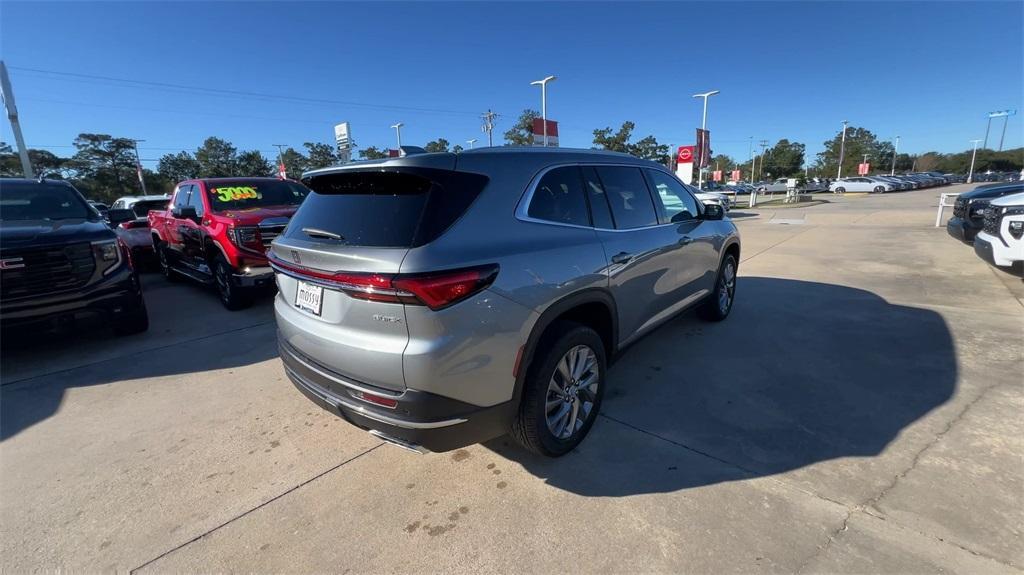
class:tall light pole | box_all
[890,135,900,176]
[967,139,982,183]
[748,136,753,183]
[530,75,556,146]
[0,60,33,178]
[390,123,404,153]
[837,120,849,179]
[130,139,147,194]
[692,90,720,190]
[273,144,287,178]
[997,110,1017,151]
[467,139,477,149]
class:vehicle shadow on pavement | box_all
[485,277,957,496]
[0,276,278,442]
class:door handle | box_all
[678,236,694,246]
[611,252,633,264]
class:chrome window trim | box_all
[514,162,702,232]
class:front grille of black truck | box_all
[952,198,966,219]
[982,207,1002,236]
[0,243,96,299]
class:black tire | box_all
[834,186,845,194]
[511,322,607,457]
[698,253,738,322]
[112,300,149,335]
[213,255,251,311]
[157,242,179,282]
[873,186,885,194]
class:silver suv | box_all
[270,148,740,456]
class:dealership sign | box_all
[712,170,722,182]
[731,169,741,182]
[695,129,711,168]
[858,162,870,175]
[676,145,695,185]
[335,122,352,164]
[677,146,694,163]
[531,118,559,146]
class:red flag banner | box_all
[731,169,741,181]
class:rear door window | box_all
[593,166,659,229]
[581,166,614,229]
[288,169,488,248]
[527,166,590,227]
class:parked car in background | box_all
[974,191,1024,273]
[947,183,1024,244]
[111,195,171,263]
[756,178,789,193]
[149,177,310,309]
[870,176,911,191]
[88,200,109,217]
[0,178,148,334]
[829,177,894,193]
[693,190,731,211]
[270,148,740,456]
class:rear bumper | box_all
[0,265,144,329]
[946,217,979,244]
[278,337,514,452]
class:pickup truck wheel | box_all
[512,322,606,457]
[112,300,149,335]
[214,256,251,311]
[157,243,179,282]
[699,254,737,322]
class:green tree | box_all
[814,126,893,178]
[592,122,669,163]
[157,151,201,183]
[423,138,451,153]
[452,144,464,154]
[195,137,238,178]
[359,146,389,160]
[66,133,141,200]
[761,139,805,177]
[0,146,68,178]
[504,109,539,146]
[303,142,339,170]
[278,147,307,179]
[236,150,274,177]
[711,154,735,172]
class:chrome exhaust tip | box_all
[369,429,428,454]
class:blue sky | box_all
[1,1,1021,169]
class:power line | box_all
[19,97,335,125]
[10,66,481,117]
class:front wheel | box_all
[512,322,607,457]
[834,187,845,194]
[699,253,737,321]
[873,186,885,193]
[214,256,252,311]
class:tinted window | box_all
[0,182,93,221]
[528,167,589,227]
[581,166,614,229]
[186,186,205,216]
[593,166,658,229]
[173,185,190,209]
[132,199,169,217]
[646,170,700,222]
[289,169,488,248]
[206,179,309,212]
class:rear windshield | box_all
[205,179,310,212]
[288,169,488,248]
[132,199,169,217]
[0,181,95,221]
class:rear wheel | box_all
[512,322,606,457]
[214,255,251,311]
[834,186,845,194]
[157,242,179,282]
[699,254,737,321]
[873,186,885,193]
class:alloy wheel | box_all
[545,345,600,440]
[718,259,736,314]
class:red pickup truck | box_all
[149,177,310,309]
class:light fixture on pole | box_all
[967,139,982,184]
[467,139,477,149]
[529,75,556,146]
[837,120,849,179]
[692,90,720,191]
[390,123,404,153]
[890,135,900,176]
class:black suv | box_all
[0,179,148,334]
[947,182,1024,244]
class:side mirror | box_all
[703,203,725,221]
[106,208,136,227]
[173,206,199,222]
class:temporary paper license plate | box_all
[295,281,323,316]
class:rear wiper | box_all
[302,227,344,241]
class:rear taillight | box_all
[118,220,148,230]
[268,252,497,310]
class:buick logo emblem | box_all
[291,250,301,264]
[0,257,25,270]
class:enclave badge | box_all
[291,250,301,264]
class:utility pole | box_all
[748,136,753,183]
[481,109,498,147]
[130,139,147,194]
[530,76,556,146]
[757,140,768,181]
[890,135,900,176]
[273,144,288,178]
[390,123,404,153]
[0,60,33,178]
[837,120,849,179]
[967,139,982,184]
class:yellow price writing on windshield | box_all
[212,186,261,202]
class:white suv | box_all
[974,191,1024,272]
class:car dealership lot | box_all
[1,184,1021,573]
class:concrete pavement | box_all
[1,184,1021,573]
